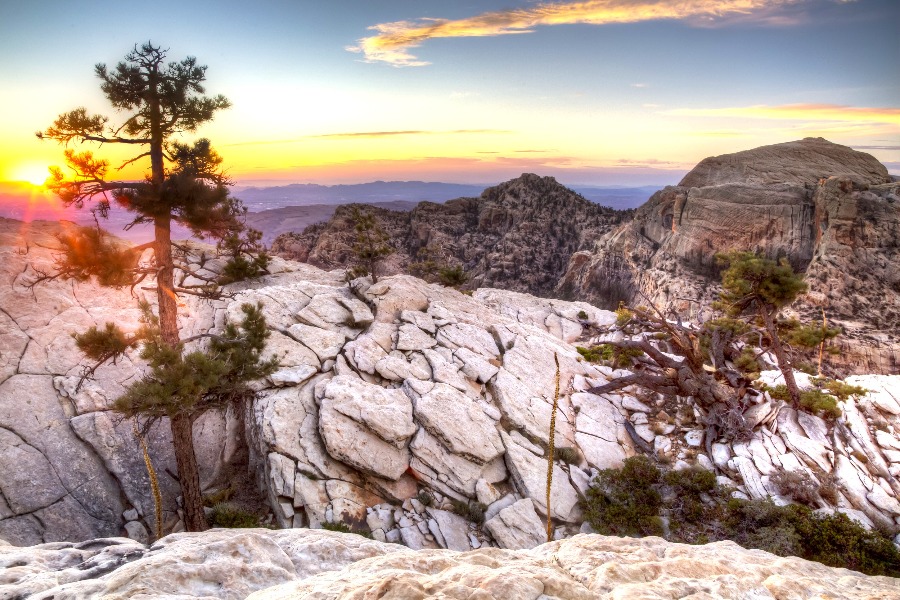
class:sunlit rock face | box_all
[271,173,629,297]
[1,216,900,559]
[558,138,899,376]
[1,530,896,600]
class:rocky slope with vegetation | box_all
[558,138,900,376]
[2,217,899,574]
[271,174,629,296]
[272,139,898,377]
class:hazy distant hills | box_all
[0,180,658,243]
[232,180,658,212]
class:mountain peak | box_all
[679,137,890,188]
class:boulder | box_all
[484,498,546,550]
[413,383,504,464]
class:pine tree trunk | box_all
[760,306,801,407]
[154,216,179,345]
[171,413,207,532]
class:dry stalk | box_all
[818,307,827,376]
[546,353,560,543]
[133,419,163,540]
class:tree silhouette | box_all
[36,42,272,532]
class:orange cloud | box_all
[348,0,797,66]
[667,104,900,125]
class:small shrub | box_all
[554,446,581,465]
[769,470,820,506]
[208,502,260,528]
[416,490,434,507]
[202,487,234,507]
[615,302,633,327]
[582,461,900,576]
[450,499,486,524]
[438,265,467,287]
[817,473,840,505]
[321,521,374,538]
[734,347,760,376]
[582,456,663,536]
[799,389,841,419]
[577,310,588,320]
[818,379,868,401]
[576,345,611,363]
[762,384,792,402]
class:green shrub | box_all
[816,379,868,401]
[576,345,611,363]
[554,446,581,465]
[416,490,434,507]
[615,303,633,327]
[577,310,588,320]
[724,499,900,577]
[450,499,487,524]
[769,470,820,506]
[581,461,900,576]
[583,456,663,536]
[208,502,260,528]
[734,347,760,376]
[321,521,374,538]
[320,521,352,533]
[799,389,841,419]
[438,265,467,287]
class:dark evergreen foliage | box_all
[37,42,270,533]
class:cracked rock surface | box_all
[2,217,900,559]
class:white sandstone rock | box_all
[414,383,504,464]
[484,498,546,550]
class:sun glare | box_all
[14,164,51,187]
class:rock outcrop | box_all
[558,138,899,376]
[1,217,899,558]
[271,174,629,296]
[1,529,896,599]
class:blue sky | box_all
[1,0,897,186]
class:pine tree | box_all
[716,251,808,407]
[347,206,394,284]
[36,42,272,532]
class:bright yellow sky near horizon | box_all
[1,0,898,190]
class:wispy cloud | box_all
[348,0,802,66]
[853,145,900,151]
[667,103,900,124]
[224,129,511,146]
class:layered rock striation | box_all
[558,138,900,375]
[271,174,629,296]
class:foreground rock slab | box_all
[3,530,895,600]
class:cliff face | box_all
[271,174,628,296]
[558,138,899,375]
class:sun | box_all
[13,164,51,187]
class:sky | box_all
[0,0,897,190]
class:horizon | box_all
[1,1,898,188]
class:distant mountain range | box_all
[232,180,658,212]
[0,180,659,243]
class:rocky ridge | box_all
[2,529,897,599]
[271,174,629,296]
[1,217,900,558]
[558,138,900,376]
